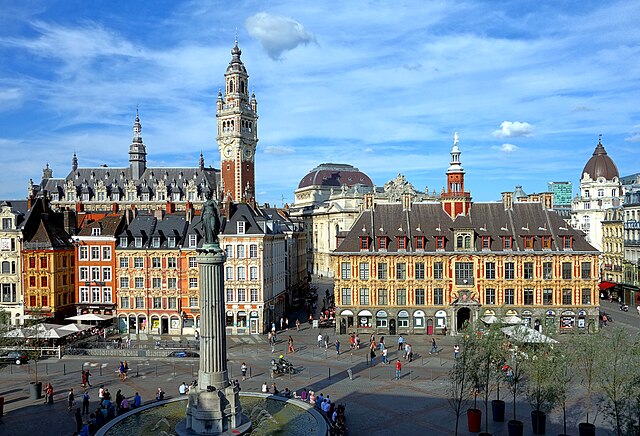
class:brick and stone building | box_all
[0,201,28,325]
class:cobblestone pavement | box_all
[0,280,618,435]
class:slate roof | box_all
[116,213,188,250]
[77,215,124,237]
[0,200,29,228]
[21,198,73,250]
[336,202,598,253]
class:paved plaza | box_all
[0,284,623,435]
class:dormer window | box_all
[237,221,245,235]
[414,236,425,250]
[152,237,161,248]
[377,236,388,250]
[168,236,176,248]
[502,236,513,250]
[523,236,534,250]
[135,237,143,248]
[562,236,573,250]
[455,232,473,251]
[359,237,370,250]
[481,236,491,250]
[91,228,101,236]
[541,236,552,250]
[119,236,128,247]
[435,236,445,250]
[397,236,408,251]
[189,234,197,248]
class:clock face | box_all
[243,147,253,160]
[224,146,233,158]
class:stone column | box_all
[197,248,228,390]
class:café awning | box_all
[599,281,617,290]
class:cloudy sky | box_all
[0,0,638,205]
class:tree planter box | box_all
[492,400,505,422]
[467,408,481,433]
[29,381,42,400]
[508,419,524,436]
[531,410,546,434]
[578,422,595,436]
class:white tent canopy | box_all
[41,328,75,339]
[66,314,114,322]
[481,315,499,324]
[57,323,92,332]
[501,325,558,344]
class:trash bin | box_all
[0,396,4,416]
[29,381,42,400]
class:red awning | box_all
[599,281,617,290]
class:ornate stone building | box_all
[600,207,624,291]
[333,135,599,336]
[0,201,28,324]
[623,184,640,306]
[571,137,623,251]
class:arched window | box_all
[1,261,9,274]
[229,80,234,92]
[240,80,245,93]
[464,235,471,249]
[456,235,463,248]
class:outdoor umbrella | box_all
[57,323,92,332]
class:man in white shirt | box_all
[179,382,187,395]
[317,333,323,348]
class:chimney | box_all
[75,202,84,213]
[111,202,119,214]
[166,201,175,214]
[223,199,234,220]
[154,207,164,221]
[63,209,77,236]
[401,193,412,211]
[365,193,374,210]
[501,192,513,210]
[185,201,193,222]
[542,192,554,210]
[27,195,34,210]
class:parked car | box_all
[0,351,28,365]
[167,350,199,358]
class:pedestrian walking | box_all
[296,319,300,331]
[82,391,90,415]
[637,305,640,316]
[335,339,340,355]
[382,347,388,364]
[379,336,385,350]
[285,318,289,329]
[430,337,437,354]
[397,335,404,351]
[370,347,377,365]
[317,333,323,348]
[349,333,355,350]
[324,334,329,349]
[288,336,295,353]
[454,344,460,360]
[44,382,54,405]
[395,359,402,380]
[98,385,105,406]
[407,344,413,362]
[280,317,284,331]
[241,362,248,381]
[355,334,361,349]
[84,369,92,387]
[68,388,75,412]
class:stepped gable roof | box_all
[582,139,619,181]
[335,202,597,253]
[77,215,124,237]
[297,163,373,189]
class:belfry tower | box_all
[441,132,472,218]
[217,39,258,203]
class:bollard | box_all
[324,349,327,360]
[137,365,139,377]
[431,368,433,381]
[328,368,331,380]
[173,365,176,377]
[368,367,371,380]
[191,365,194,377]
[156,365,158,377]
[100,366,102,376]
[409,369,412,381]
[249,367,252,379]
[347,368,353,380]
[350,353,353,364]
[46,363,48,375]
[64,363,66,375]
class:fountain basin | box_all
[96,392,328,436]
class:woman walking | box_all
[287,336,295,353]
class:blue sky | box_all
[0,0,638,205]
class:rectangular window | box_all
[153,297,162,309]
[562,262,572,280]
[102,246,111,260]
[504,289,514,305]
[249,266,258,281]
[102,287,112,303]
[135,237,143,248]
[167,277,177,289]
[168,237,176,248]
[562,289,573,305]
[455,262,474,285]
[80,287,89,302]
[152,257,161,268]
[485,262,496,279]
[377,263,387,280]
[563,236,573,250]
[378,236,388,250]
[524,236,534,250]
[581,262,591,279]
[134,257,143,269]
[237,267,246,281]
[524,262,534,280]
[102,267,112,282]
[41,257,48,269]
[396,289,406,305]
[237,221,245,234]
[120,277,129,289]
[120,296,130,309]
[135,297,144,308]
[433,262,443,280]
[91,287,100,303]
[91,266,101,281]
[249,244,258,258]
[226,289,234,302]
[168,297,177,309]
[190,297,198,307]
[152,277,161,289]
[79,246,88,260]
[89,246,99,260]
[359,288,369,305]
[40,276,47,287]
[581,288,591,305]
[189,277,198,288]
[543,288,553,305]
[359,237,370,250]
[482,236,491,250]
[119,236,128,247]
[237,288,246,302]
[225,245,233,258]
[250,288,259,302]
[415,289,425,305]
[1,218,11,229]
[397,237,407,250]
[189,256,197,268]
[359,262,369,280]
[433,288,444,305]
[29,295,36,307]
[29,276,36,287]
[341,262,351,279]
[237,245,245,258]
[120,257,129,268]
[188,234,197,248]
[396,263,406,280]
[524,289,534,305]
[435,236,445,250]
[167,257,177,268]
[543,262,552,279]
[226,266,233,280]
[134,277,144,288]
[341,288,352,305]
[415,237,424,250]
[505,262,515,280]
[377,289,387,305]
[79,267,89,281]
[415,262,425,280]
[485,288,495,305]
[541,236,552,250]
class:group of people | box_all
[293,388,348,435]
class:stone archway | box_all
[457,307,471,331]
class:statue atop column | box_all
[202,194,221,249]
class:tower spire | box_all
[441,131,471,218]
[129,109,147,180]
[72,151,78,171]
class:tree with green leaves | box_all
[475,323,507,434]
[447,332,475,435]
[571,329,603,430]
[506,344,526,423]
[551,344,576,436]
[523,342,560,433]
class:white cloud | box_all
[263,145,295,155]
[500,143,518,153]
[492,121,534,138]
[625,134,640,142]
[245,12,315,60]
